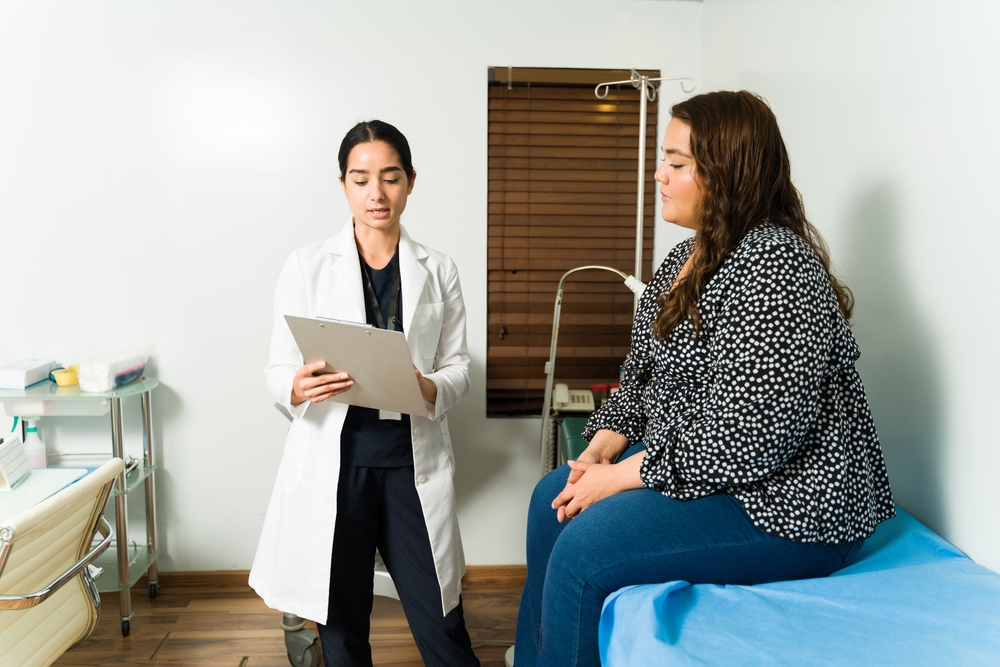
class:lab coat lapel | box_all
[398,224,429,337]
[328,220,366,323]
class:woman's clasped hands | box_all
[551,429,644,523]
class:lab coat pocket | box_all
[413,302,444,361]
[280,420,309,491]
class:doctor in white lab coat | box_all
[250,120,479,667]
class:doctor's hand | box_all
[291,361,354,406]
[414,368,437,405]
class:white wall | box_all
[699,0,1000,571]
[5,0,997,575]
[0,0,701,569]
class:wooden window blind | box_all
[487,68,658,417]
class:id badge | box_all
[379,410,402,421]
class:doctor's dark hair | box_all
[652,90,854,339]
[337,120,414,183]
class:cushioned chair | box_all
[0,458,123,667]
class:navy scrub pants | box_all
[317,464,480,667]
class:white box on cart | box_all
[0,359,55,390]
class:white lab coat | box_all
[249,220,471,623]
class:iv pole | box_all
[536,71,698,475]
[538,266,645,475]
[594,70,697,312]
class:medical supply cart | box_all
[0,377,161,637]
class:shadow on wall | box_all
[842,184,946,535]
[144,366,185,569]
[449,357,525,507]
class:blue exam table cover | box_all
[600,508,1000,666]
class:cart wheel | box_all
[287,642,321,667]
[149,583,159,598]
[121,619,131,637]
[283,614,319,666]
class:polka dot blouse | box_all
[583,223,895,544]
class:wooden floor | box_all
[52,570,522,667]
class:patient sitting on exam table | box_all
[514,90,895,667]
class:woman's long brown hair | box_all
[653,91,854,339]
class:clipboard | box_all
[284,315,428,417]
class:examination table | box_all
[599,507,1000,665]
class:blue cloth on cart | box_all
[599,507,1000,666]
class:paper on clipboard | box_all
[284,315,429,417]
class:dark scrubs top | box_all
[340,250,414,467]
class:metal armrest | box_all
[0,516,113,610]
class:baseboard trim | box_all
[135,565,527,591]
[136,570,251,589]
[462,565,527,590]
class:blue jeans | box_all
[514,444,864,667]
